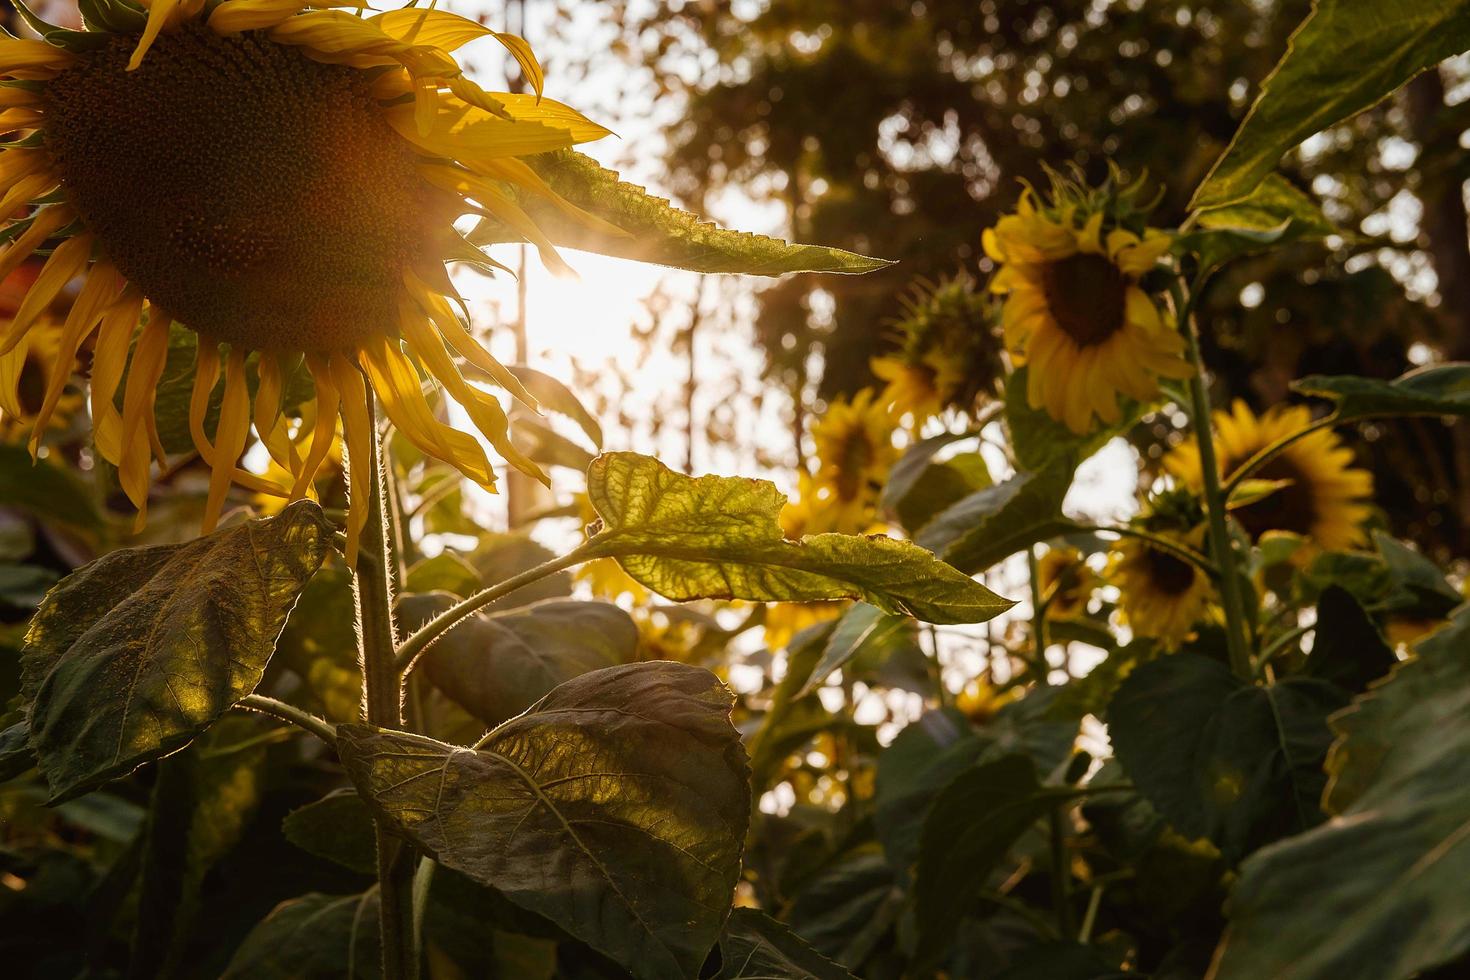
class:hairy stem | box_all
[236,694,336,745]
[353,386,416,980]
[1179,292,1254,680]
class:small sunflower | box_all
[1166,400,1372,551]
[0,0,618,559]
[809,387,899,530]
[983,180,1190,435]
[1036,545,1099,620]
[1107,491,1213,650]
[872,273,1004,424]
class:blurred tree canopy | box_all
[612,0,1470,558]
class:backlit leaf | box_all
[797,603,924,699]
[474,149,893,275]
[19,501,331,802]
[1191,0,1470,210]
[583,452,1013,624]
[1185,174,1335,274]
[338,661,750,980]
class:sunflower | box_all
[1107,492,1214,650]
[1166,400,1372,551]
[0,0,618,559]
[809,387,899,530]
[983,185,1191,434]
[872,273,1004,425]
[1035,545,1099,620]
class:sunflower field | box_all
[2,0,1470,977]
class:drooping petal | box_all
[28,260,121,453]
[90,286,144,463]
[201,347,252,532]
[118,313,172,526]
[0,234,92,356]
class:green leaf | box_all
[797,603,922,699]
[281,788,378,876]
[400,593,638,728]
[914,755,1075,957]
[473,149,892,275]
[0,444,103,540]
[892,453,992,536]
[403,552,483,598]
[916,459,1075,575]
[718,908,857,979]
[1108,652,1345,862]
[1374,530,1462,617]
[1293,363,1470,421]
[506,364,604,449]
[873,708,995,869]
[1191,0,1470,210]
[130,716,269,980]
[1307,586,1397,694]
[1213,607,1470,979]
[746,621,838,793]
[783,847,904,969]
[513,415,596,472]
[1006,367,1138,472]
[880,430,986,534]
[19,501,331,802]
[222,891,382,979]
[337,661,751,980]
[1185,174,1336,273]
[584,452,1013,624]
[0,719,32,781]
[274,563,362,724]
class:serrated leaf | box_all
[718,908,857,979]
[1108,652,1346,863]
[783,847,904,969]
[1294,363,1470,421]
[1212,607,1470,979]
[337,661,751,980]
[880,429,983,526]
[1191,0,1470,210]
[475,150,892,275]
[583,453,1013,624]
[223,892,382,979]
[1185,174,1336,274]
[19,501,331,802]
[873,708,995,870]
[914,755,1076,958]
[916,459,1075,575]
[400,593,638,729]
[890,452,991,536]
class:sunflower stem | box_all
[353,385,418,980]
[1178,290,1254,681]
[1027,546,1053,685]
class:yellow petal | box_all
[90,286,143,463]
[371,8,491,51]
[0,37,76,72]
[291,352,340,502]
[28,261,121,453]
[128,0,182,71]
[327,352,371,565]
[201,347,252,533]
[119,313,172,525]
[0,234,92,356]
[492,32,543,100]
[0,206,72,287]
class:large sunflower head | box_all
[0,0,617,558]
[1166,400,1373,551]
[1107,489,1214,650]
[808,387,899,530]
[982,171,1191,435]
[872,273,1004,425]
